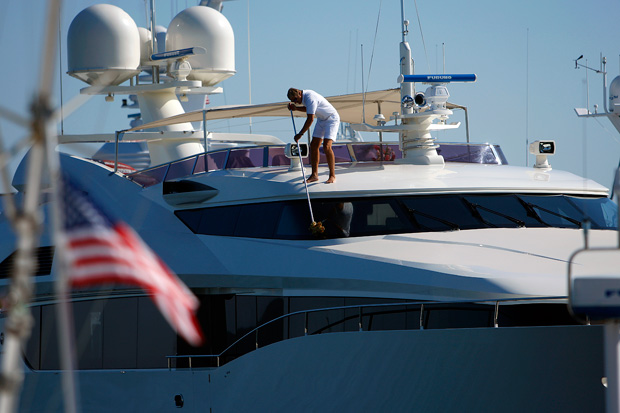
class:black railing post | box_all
[419,304,424,330]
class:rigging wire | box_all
[364,0,383,94]
[413,0,431,73]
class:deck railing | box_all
[166,295,565,370]
[123,142,507,188]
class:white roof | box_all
[189,162,610,207]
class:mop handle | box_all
[290,111,315,223]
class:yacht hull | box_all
[19,325,604,412]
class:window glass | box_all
[313,201,355,238]
[226,148,264,169]
[136,297,176,369]
[347,199,412,236]
[518,195,582,228]
[73,300,104,369]
[165,157,196,181]
[425,306,492,329]
[40,305,60,370]
[193,154,206,174]
[256,297,284,347]
[317,145,351,164]
[103,298,138,369]
[566,196,618,229]
[235,203,282,238]
[235,296,257,354]
[128,165,168,187]
[207,151,228,171]
[198,205,240,235]
[363,306,407,331]
[463,195,541,228]
[401,195,477,231]
[24,306,41,370]
[440,144,500,164]
[268,147,290,167]
[275,202,313,239]
[175,194,617,240]
[289,297,345,337]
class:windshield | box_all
[176,194,618,240]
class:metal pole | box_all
[202,111,208,153]
[114,131,120,173]
[604,321,620,413]
[419,304,424,330]
[290,111,315,224]
[0,1,68,410]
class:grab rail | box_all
[166,295,565,369]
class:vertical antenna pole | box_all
[399,0,414,116]
[150,0,159,84]
[442,43,445,74]
[361,45,366,123]
[525,28,529,167]
[247,0,252,133]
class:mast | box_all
[353,0,476,165]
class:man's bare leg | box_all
[307,137,322,182]
[324,139,336,183]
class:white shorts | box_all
[313,116,340,140]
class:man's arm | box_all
[287,102,306,112]
[294,113,315,141]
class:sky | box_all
[1,0,620,192]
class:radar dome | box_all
[67,4,141,86]
[610,76,620,113]
[166,6,235,86]
[138,27,152,66]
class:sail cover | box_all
[124,88,409,132]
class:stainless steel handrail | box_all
[166,295,565,369]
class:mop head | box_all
[309,221,325,237]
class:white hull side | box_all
[19,325,604,412]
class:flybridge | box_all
[400,74,477,83]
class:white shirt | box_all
[302,90,339,121]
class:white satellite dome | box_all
[609,75,620,113]
[67,4,141,86]
[166,6,235,86]
[137,27,153,66]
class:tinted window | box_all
[317,145,351,164]
[275,202,313,239]
[207,151,228,171]
[128,164,168,187]
[137,297,176,368]
[176,205,241,236]
[175,195,617,240]
[437,145,498,164]
[103,298,138,369]
[268,147,290,167]
[235,203,282,238]
[463,195,540,228]
[567,196,619,229]
[346,199,412,236]
[519,195,582,228]
[226,148,264,168]
[402,195,474,231]
[166,157,196,181]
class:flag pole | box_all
[0,0,78,411]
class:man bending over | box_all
[287,88,340,183]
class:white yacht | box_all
[1,1,618,411]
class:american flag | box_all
[61,177,204,346]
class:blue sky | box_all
[1,0,620,191]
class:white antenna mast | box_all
[247,0,252,133]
